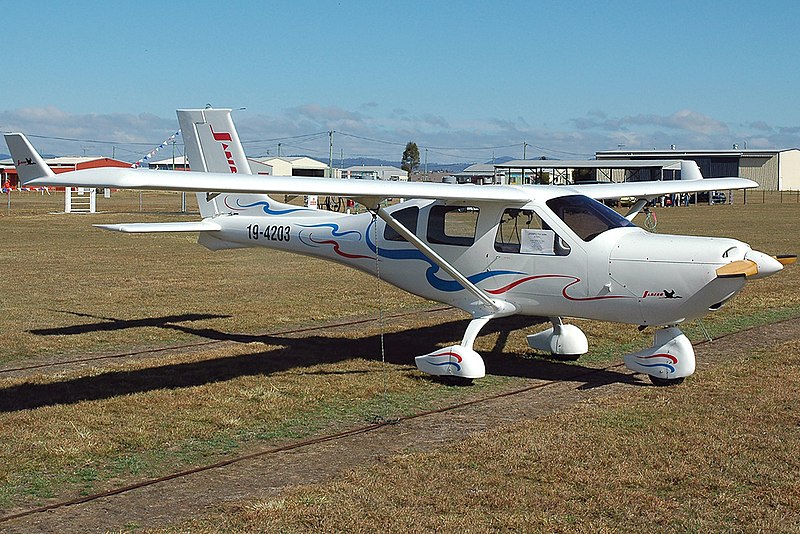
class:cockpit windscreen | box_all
[546,195,636,241]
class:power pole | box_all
[522,142,529,184]
[328,131,334,178]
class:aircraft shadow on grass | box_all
[3,312,641,413]
[30,310,233,336]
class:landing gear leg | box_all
[623,326,696,386]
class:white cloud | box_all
[2,105,796,164]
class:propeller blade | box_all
[716,260,759,278]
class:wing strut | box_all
[624,198,651,221]
[375,206,512,315]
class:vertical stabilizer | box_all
[177,108,303,221]
[177,108,252,175]
[177,108,252,217]
[3,133,56,184]
[680,160,703,181]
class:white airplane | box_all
[5,109,795,386]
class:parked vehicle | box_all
[691,191,727,204]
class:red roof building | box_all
[1,156,131,189]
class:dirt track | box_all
[2,316,798,533]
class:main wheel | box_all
[548,353,581,362]
[649,375,685,387]
[438,376,474,387]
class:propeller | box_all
[716,253,795,279]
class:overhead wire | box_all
[21,133,164,146]
[12,129,591,164]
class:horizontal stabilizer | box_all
[94,221,222,233]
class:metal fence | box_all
[2,189,196,216]
[740,189,800,204]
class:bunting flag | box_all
[131,129,182,168]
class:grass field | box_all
[183,338,800,533]
[0,190,798,528]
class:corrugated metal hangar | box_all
[494,159,684,186]
[596,148,800,190]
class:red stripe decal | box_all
[636,353,679,364]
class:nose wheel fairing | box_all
[526,317,589,358]
[623,327,696,383]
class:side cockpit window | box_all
[495,208,570,256]
[427,205,479,246]
[384,206,419,242]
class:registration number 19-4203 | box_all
[246,224,291,242]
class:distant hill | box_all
[337,157,470,173]
[0,152,520,173]
[1,153,58,161]
[336,156,520,173]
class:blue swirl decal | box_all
[297,222,364,250]
[428,360,462,371]
[224,196,308,215]
[364,219,524,292]
[298,223,362,240]
[634,354,677,373]
[633,361,676,373]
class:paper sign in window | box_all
[520,228,555,255]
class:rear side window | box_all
[384,206,419,241]
[427,205,479,246]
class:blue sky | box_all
[2,0,799,164]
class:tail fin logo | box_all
[17,158,34,166]
[209,126,238,173]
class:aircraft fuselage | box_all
[201,193,753,327]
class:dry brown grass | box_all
[0,192,426,365]
[0,191,798,518]
[182,339,800,533]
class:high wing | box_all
[570,177,757,200]
[570,160,757,200]
[18,163,756,205]
[20,165,533,205]
[569,160,757,200]
[7,131,757,206]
